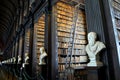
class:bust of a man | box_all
[12,57,16,63]
[85,32,106,66]
[18,55,21,64]
[39,47,47,65]
[25,53,29,64]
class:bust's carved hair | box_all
[40,47,45,54]
[88,32,97,40]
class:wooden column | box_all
[85,0,108,80]
[45,8,49,80]
[100,0,120,80]
[28,16,36,78]
[46,0,58,79]
[20,25,25,79]
[13,38,16,62]
[11,40,16,80]
[85,0,105,41]
[85,0,120,80]
[20,0,24,67]
[12,41,15,64]
[21,25,25,66]
[15,33,20,66]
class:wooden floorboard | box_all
[0,68,17,80]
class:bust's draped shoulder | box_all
[95,41,106,54]
[96,41,105,50]
[85,41,106,55]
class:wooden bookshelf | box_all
[34,14,45,63]
[112,0,120,43]
[24,29,30,59]
[54,1,87,79]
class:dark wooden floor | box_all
[0,68,17,80]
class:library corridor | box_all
[0,0,120,80]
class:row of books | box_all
[55,1,87,75]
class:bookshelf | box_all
[112,0,120,44]
[34,14,45,64]
[54,1,87,79]
[24,29,30,63]
[33,14,45,77]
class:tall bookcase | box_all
[112,0,120,41]
[18,37,23,63]
[53,1,87,79]
[112,0,120,54]
[34,14,45,63]
[33,14,46,78]
[24,29,30,63]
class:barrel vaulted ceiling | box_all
[0,0,18,48]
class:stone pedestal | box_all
[87,60,103,67]
[86,67,100,80]
[38,65,47,80]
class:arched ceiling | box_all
[0,0,18,49]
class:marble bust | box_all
[85,32,106,66]
[25,53,29,64]
[39,47,47,65]
[18,55,21,64]
[13,57,16,63]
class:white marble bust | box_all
[85,32,106,66]
[18,55,21,64]
[39,47,47,65]
[13,57,16,63]
[25,53,29,64]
